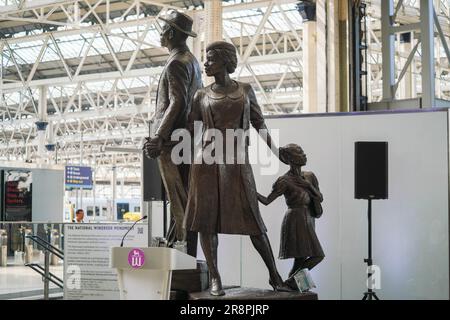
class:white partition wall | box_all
[216,109,449,300]
[32,168,65,222]
[0,163,65,222]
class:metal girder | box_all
[373,0,447,108]
[0,51,302,93]
[1,67,164,92]
[0,0,296,15]
[0,127,149,150]
[434,8,450,66]
[392,37,421,96]
[0,86,302,132]
[241,1,276,64]
[381,0,395,101]
[420,0,435,108]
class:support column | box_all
[0,42,3,110]
[204,0,222,85]
[410,35,417,98]
[316,0,327,113]
[79,122,83,210]
[366,15,373,103]
[186,10,203,60]
[436,37,442,99]
[420,0,435,108]
[45,121,56,164]
[140,153,145,220]
[36,85,48,165]
[303,22,317,113]
[112,154,117,221]
[399,33,414,99]
[204,0,222,45]
[327,0,340,112]
[93,155,96,221]
[381,0,395,102]
[338,0,349,112]
[303,0,327,113]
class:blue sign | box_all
[65,166,93,190]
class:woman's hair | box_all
[206,41,238,74]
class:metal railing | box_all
[24,234,64,300]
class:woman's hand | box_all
[297,177,321,198]
[296,176,312,188]
[302,179,323,201]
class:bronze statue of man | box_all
[144,11,202,257]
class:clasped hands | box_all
[143,135,164,159]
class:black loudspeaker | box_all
[355,142,388,200]
[296,1,316,22]
[143,152,164,201]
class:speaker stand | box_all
[362,198,380,300]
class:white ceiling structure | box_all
[0,0,303,167]
[0,0,449,197]
[0,0,305,196]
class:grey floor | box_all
[0,257,63,299]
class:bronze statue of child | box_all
[258,144,324,289]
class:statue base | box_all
[169,260,318,300]
[171,260,209,293]
[188,286,318,300]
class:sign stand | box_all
[110,247,196,300]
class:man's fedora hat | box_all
[159,11,197,38]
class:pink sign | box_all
[128,248,145,269]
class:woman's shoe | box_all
[284,277,299,291]
[210,277,225,296]
[269,277,295,292]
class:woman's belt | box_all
[288,205,309,209]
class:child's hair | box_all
[280,144,304,163]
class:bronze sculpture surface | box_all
[183,41,292,296]
[144,11,202,257]
[258,144,324,289]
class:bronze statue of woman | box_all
[183,41,292,296]
[258,144,324,289]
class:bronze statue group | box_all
[144,11,324,296]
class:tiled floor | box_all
[0,257,63,299]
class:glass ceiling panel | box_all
[1,29,164,67]
[1,4,302,66]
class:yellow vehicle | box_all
[122,212,142,222]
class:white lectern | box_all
[110,247,196,300]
